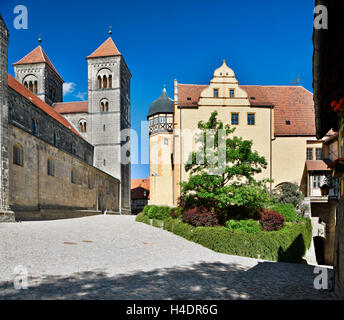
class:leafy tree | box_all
[180,111,270,223]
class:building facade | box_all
[131,178,150,215]
[0,14,129,221]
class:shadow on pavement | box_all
[0,261,335,300]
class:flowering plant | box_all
[328,158,344,171]
[331,98,344,114]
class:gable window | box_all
[229,89,235,98]
[47,158,55,176]
[316,148,322,160]
[213,89,219,98]
[231,113,239,125]
[307,148,313,160]
[247,113,255,125]
[13,143,24,167]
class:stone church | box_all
[0,14,131,221]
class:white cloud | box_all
[75,92,87,101]
[63,82,76,96]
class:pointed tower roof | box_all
[13,46,63,81]
[87,37,121,59]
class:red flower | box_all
[331,100,338,108]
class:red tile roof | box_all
[177,83,315,136]
[13,46,63,81]
[8,74,82,138]
[87,37,121,59]
[53,101,88,114]
[306,160,331,171]
[131,178,150,190]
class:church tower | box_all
[87,37,132,214]
[147,87,174,206]
[0,14,14,221]
[13,45,63,106]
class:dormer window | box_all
[214,89,219,98]
[286,120,291,125]
[187,97,191,101]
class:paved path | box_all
[0,215,336,299]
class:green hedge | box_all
[136,211,312,263]
[267,203,298,222]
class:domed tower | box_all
[147,86,174,206]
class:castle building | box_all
[148,60,338,264]
[0,14,130,221]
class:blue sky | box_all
[0,0,315,179]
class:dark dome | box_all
[148,87,174,118]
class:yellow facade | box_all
[149,61,320,207]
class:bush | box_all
[182,207,218,227]
[267,203,298,222]
[136,211,150,225]
[136,214,312,262]
[170,207,183,219]
[145,205,171,220]
[225,219,261,234]
[260,210,285,231]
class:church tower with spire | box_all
[13,45,64,106]
[86,35,132,214]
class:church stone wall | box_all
[8,124,120,220]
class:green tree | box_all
[180,111,270,223]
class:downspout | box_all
[270,105,275,192]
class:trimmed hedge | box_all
[267,203,298,222]
[136,211,312,263]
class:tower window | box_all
[229,89,235,98]
[34,81,38,94]
[108,75,112,88]
[214,89,219,98]
[164,138,169,145]
[13,143,24,167]
[316,148,322,160]
[79,119,87,133]
[98,76,102,89]
[100,99,109,112]
[103,125,106,132]
[103,75,107,89]
[159,117,166,123]
[104,159,106,166]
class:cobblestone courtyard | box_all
[0,215,336,299]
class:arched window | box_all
[100,99,109,112]
[24,81,28,89]
[71,168,77,184]
[98,76,102,89]
[97,68,112,90]
[32,119,37,135]
[53,132,57,146]
[103,75,107,89]
[29,81,33,92]
[108,75,112,88]
[47,158,55,176]
[79,119,87,133]
[13,143,24,167]
[34,81,38,94]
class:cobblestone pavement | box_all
[0,215,336,300]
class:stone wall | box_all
[8,124,120,220]
[335,198,344,298]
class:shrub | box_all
[225,219,261,234]
[143,205,153,216]
[267,203,298,222]
[137,214,312,263]
[260,210,285,231]
[170,207,183,219]
[182,207,218,227]
[136,211,150,225]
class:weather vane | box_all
[108,26,112,36]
